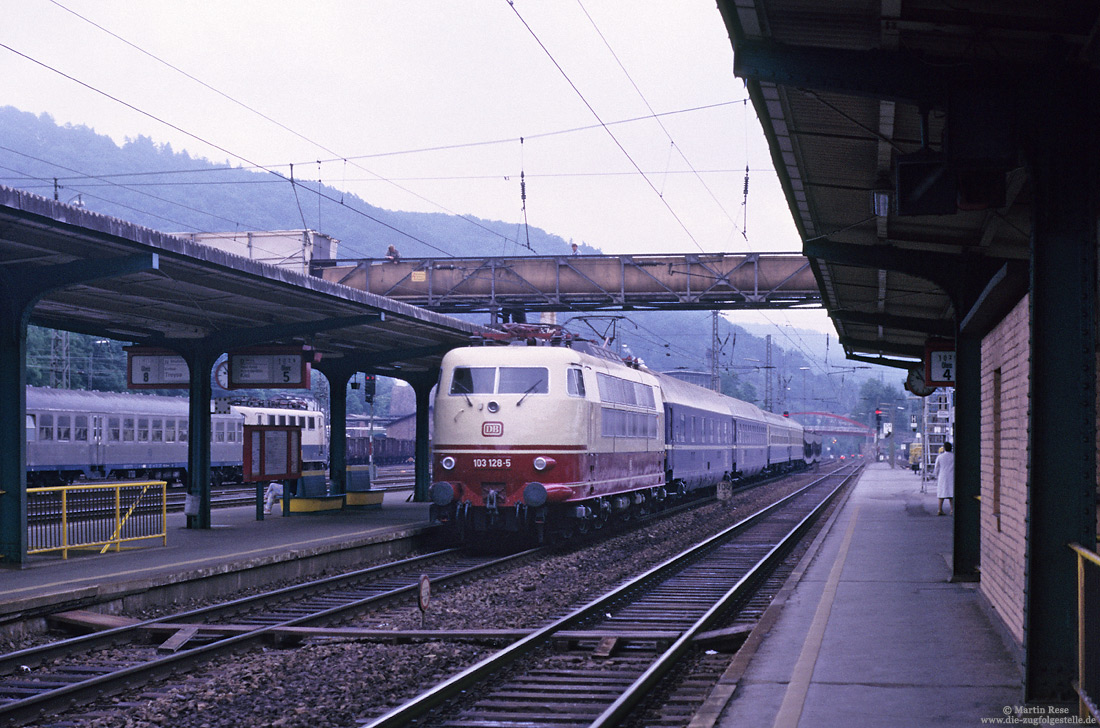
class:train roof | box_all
[760,408,804,431]
[442,344,585,366]
[726,396,770,422]
[26,386,189,415]
[443,343,650,373]
[651,370,735,411]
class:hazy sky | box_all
[2,0,836,339]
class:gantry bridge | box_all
[313,252,820,317]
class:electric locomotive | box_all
[430,335,666,541]
[429,326,814,543]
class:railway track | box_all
[363,464,858,728]
[0,467,728,726]
[2,466,842,726]
[0,547,533,727]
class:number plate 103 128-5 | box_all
[472,457,511,469]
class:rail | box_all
[364,465,855,727]
[1071,543,1100,722]
[27,481,167,559]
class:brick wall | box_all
[980,294,1029,646]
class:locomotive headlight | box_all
[487,401,500,413]
[532,456,556,471]
[440,456,456,470]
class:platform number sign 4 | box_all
[928,349,955,386]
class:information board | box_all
[243,425,303,481]
[228,346,314,389]
[924,340,956,387]
[125,347,190,389]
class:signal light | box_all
[363,374,376,402]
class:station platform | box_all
[0,490,434,626]
[715,463,1022,728]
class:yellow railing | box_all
[1071,542,1100,722]
[27,481,167,559]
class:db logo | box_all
[482,421,503,437]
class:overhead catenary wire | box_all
[16,2,765,264]
[519,137,532,251]
[5,167,769,187]
[506,0,708,254]
[574,0,744,237]
[0,145,269,233]
[38,1,526,255]
[0,40,462,257]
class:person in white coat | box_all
[933,441,955,516]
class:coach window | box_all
[123,417,135,442]
[451,366,495,394]
[214,421,225,443]
[567,367,586,397]
[75,415,88,442]
[165,420,176,443]
[138,418,149,442]
[56,415,71,442]
[26,414,36,441]
[179,420,188,443]
[38,413,54,441]
[227,421,237,443]
[152,419,163,442]
[108,417,121,442]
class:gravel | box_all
[30,474,825,728]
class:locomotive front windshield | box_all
[498,367,546,394]
[449,366,547,395]
[450,367,495,394]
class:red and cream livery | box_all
[430,340,664,538]
[430,329,819,542]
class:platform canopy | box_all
[0,185,487,374]
[716,2,1094,372]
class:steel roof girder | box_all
[843,350,924,371]
[839,334,925,359]
[831,309,955,337]
[4,253,159,314]
[152,313,385,355]
[315,343,455,375]
[733,37,955,108]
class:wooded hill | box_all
[1,106,891,419]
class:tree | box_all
[852,378,906,431]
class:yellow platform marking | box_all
[346,491,384,506]
[4,526,400,597]
[773,505,861,728]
